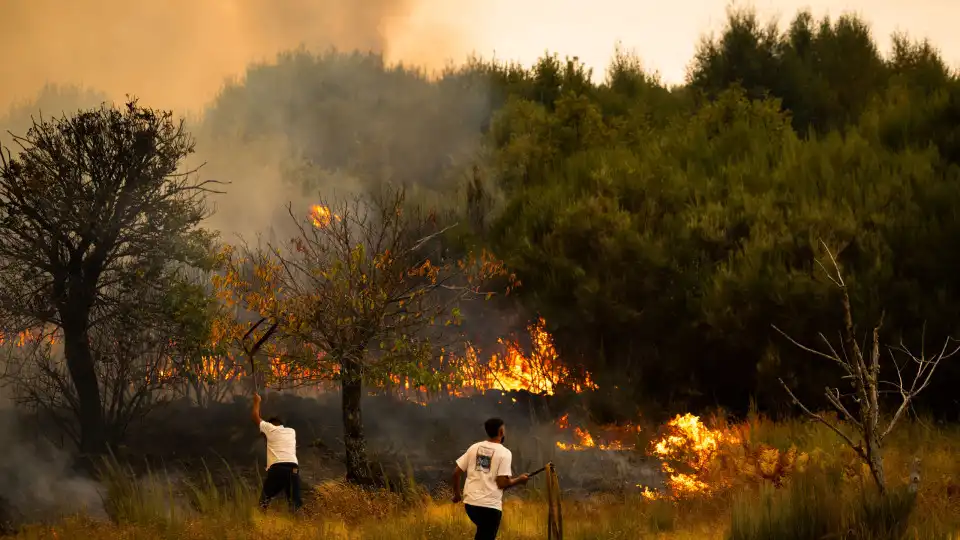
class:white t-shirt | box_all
[259,420,298,470]
[455,441,513,511]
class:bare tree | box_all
[221,185,515,484]
[774,241,958,494]
[0,99,221,456]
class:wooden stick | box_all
[528,463,549,477]
[546,463,563,540]
[241,318,280,394]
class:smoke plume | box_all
[1,0,495,242]
[0,390,105,529]
[0,0,477,113]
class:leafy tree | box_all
[689,9,888,134]
[0,100,219,455]
[689,8,781,102]
[219,185,515,484]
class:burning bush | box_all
[645,413,738,499]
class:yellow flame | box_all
[309,205,340,228]
[647,413,737,499]
[456,318,597,397]
[554,413,641,451]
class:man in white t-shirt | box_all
[252,393,302,511]
[452,418,529,540]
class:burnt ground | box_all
[124,390,664,496]
[0,390,665,530]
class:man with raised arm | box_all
[451,418,529,540]
[252,392,302,512]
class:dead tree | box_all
[774,241,958,495]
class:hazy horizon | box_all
[3,0,959,115]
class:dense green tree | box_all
[690,9,888,134]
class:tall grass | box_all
[726,464,940,540]
[98,454,183,528]
[182,459,257,523]
[6,417,960,540]
[728,468,845,540]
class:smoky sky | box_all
[0,0,475,113]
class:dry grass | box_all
[5,417,960,540]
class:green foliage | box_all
[467,15,960,413]
[690,8,889,134]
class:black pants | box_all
[465,504,502,540]
[259,462,302,512]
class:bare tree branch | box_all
[774,239,954,495]
[778,378,866,461]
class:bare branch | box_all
[779,378,865,461]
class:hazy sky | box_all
[2,0,958,113]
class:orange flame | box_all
[456,318,597,397]
[0,329,58,348]
[645,413,738,499]
[309,205,340,228]
[554,413,641,451]
[552,412,736,499]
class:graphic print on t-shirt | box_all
[475,445,495,472]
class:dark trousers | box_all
[465,504,503,540]
[259,462,302,512]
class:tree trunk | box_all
[341,357,372,485]
[62,322,106,459]
[866,436,887,495]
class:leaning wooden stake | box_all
[546,463,563,540]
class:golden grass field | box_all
[6,414,960,540]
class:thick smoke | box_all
[0,390,105,529]
[0,0,477,113]
[1,1,494,242]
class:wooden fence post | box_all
[546,463,563,540]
